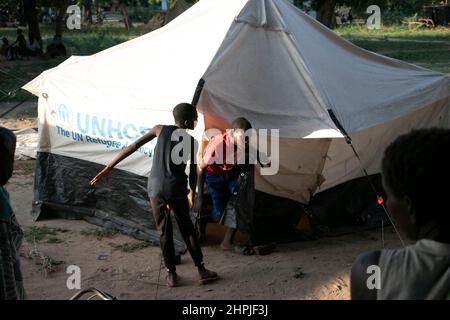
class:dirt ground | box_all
[1,102,402,300]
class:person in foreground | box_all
[351,128,450,300]
[0,127,25,300]
[90,103,219,287]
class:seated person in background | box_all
[45,35,66,59]
[12,28,27,58]
[351,128,450,300]
[0,37,17,60]
[27,36,42,57]
[0,127,26,300]
[0,37,11,59]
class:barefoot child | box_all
[196,118,252,251]
[90,103,218,287]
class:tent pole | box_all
[327,109,405,247]
[191,78,205,107]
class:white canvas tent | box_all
[23,0,450,242]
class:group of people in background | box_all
[0,28,66,61]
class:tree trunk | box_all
[85,0,93,25]
[82,5,87,25]
[316,0,336,29]
[93,0,102,24]
[55,1,71,37]
[23,0,42,49]
[119,3,133,30]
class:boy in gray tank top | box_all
[91,103,218,287]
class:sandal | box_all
[233,245,255,256]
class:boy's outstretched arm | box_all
[90,125,162,185]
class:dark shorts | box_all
[205,171,238,221]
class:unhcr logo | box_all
[52,104,74,129]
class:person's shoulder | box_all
[350,250,381,300]
[353,250,381,272]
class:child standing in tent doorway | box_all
[351,128,450,300]
[90,103,219,287]
[196,118,274,255]
[196,118,261,253]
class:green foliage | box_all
[148,0,198,7]
[337,25,450,74]
[111,241,151,252]
[24,225,69,242]
[27,247,65,275]
[80,227,119,240]
[46,236,64,243]
[310,0,446,22]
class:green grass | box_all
[1,23,449,103]
[336,25,450,74]
[46,236,64,244]
[27,247,65,275]
[111,241,151,253]
[80,227,119,240]
[337,24,450,41]
[24,225,69,243]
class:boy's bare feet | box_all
[198,266,219,285]
[220,242,232,251]
[166,271,180,287]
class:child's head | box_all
[381,128,450,242]
[0,127,17,186]
[17,28,22,35]
[231,117,252,145]
[172,103,197,130]
[2,37,8,45]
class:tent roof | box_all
[23,0,450,138]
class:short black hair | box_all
[0,127,17,186]
[17,28,22,34]
[172,103,197,124]
[231,117,252,131]
[382,128,450,225]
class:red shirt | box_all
[202,132,237,175]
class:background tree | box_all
[22,0,42,48]
[314,0,336,28]
[118,0,133,30]
[54,0,71,37]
